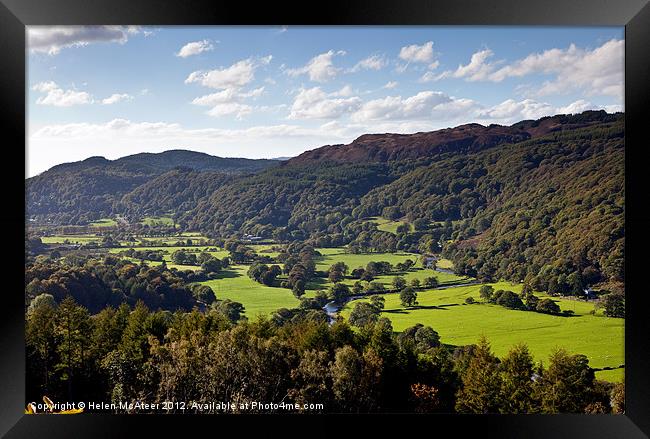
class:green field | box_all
[141,215,175,226]
[40,235,102,244]
[341,281,624,382]
[35,233,624,382]
[312,248,469,290]
[436,258,454,270]
[199,265,300,317]
[109,246,230,262]
[88,218,117,227]
[362,216,410,234]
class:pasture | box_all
[141,215,175,226]
[199,265,300,317]
[341,281,625,382]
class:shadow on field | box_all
[306,278,329,290]
[211,269,242,279]
[383,303,460,313]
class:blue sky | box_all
[27,26,624,176]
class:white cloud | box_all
[191,87,264,119]
[350,54,388,72]
[289,87,362,119]
[436,49,497,82]
[436,40,623,99]
[176,39,215,58]
[285,50,346,82]
[332,85,354,97]
[398,41,438,69]
[351,90,478,122]
[477,98,554,120]
[32,81,93,106]
[27,26,139,55]
[476,98,620,124]
[101,93,133,105]
[206,103,253,119]
[185,56,271,90]
[383,81,398,89]
[192,87,264,106]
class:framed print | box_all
[2,0,649,437]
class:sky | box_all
[27,26,624,177]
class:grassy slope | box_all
[361,216,409,234]
[200,265,300,317]
[140,215,175,226]
[341,281,624,382]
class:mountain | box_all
[26,111,624,289]
[26,150,279,224]
[287,111,621,165]
[46,149,278,175]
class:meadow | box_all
[341,281,624,382]
[361,216,410,234]
[200,265,300,317]
[35,231,625,382]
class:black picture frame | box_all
[2,0,649,437]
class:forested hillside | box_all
[26,111,624,288]
[26,150,279,224]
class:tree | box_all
[524,292,539,311]
[28,293,56,315]
[536,298,561,315]
[26,297,57,397]
[410,278,421,289]
[197,252,214,265]
[400,287,418,307]
[396,223,410,234]
[414,326,441,351]
[192,284,216,305]
[54,296,92,399]
[348,302,381,327]
[499,344,537,413]
[213,299,245,323]
[601,292,625,318]
[392,276,407,291]
[465,296,475,304]
[328,270,344,283]
[201,258,222,274]
[413,218,428,231]
[423,276,439,289]
[328,283,350,304]
[369,295,385,310]
[496,290,525,310]
[535,349,595,413]
[292,280,306,298]
[479,285,494,301]
[330,262,349,276]
[455,336,502,414]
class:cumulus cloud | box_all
[476,98,620,124]
[31,119,342,142]
[289,87,362,119]
[285,50,346,82]
[435,40,623,99]
[383,81,398,89]
[101,93,133,105]
[32,81,93,106]
[435,49,497,82]
[185,56,272,118]
[349,54,388,72]
[186,58,261,89]
[398,41,439,69]
[351,91,478,122]
[27,26,139,55]
[176,39,215,58]
[191,87,264,120]
[477,98,554,120]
